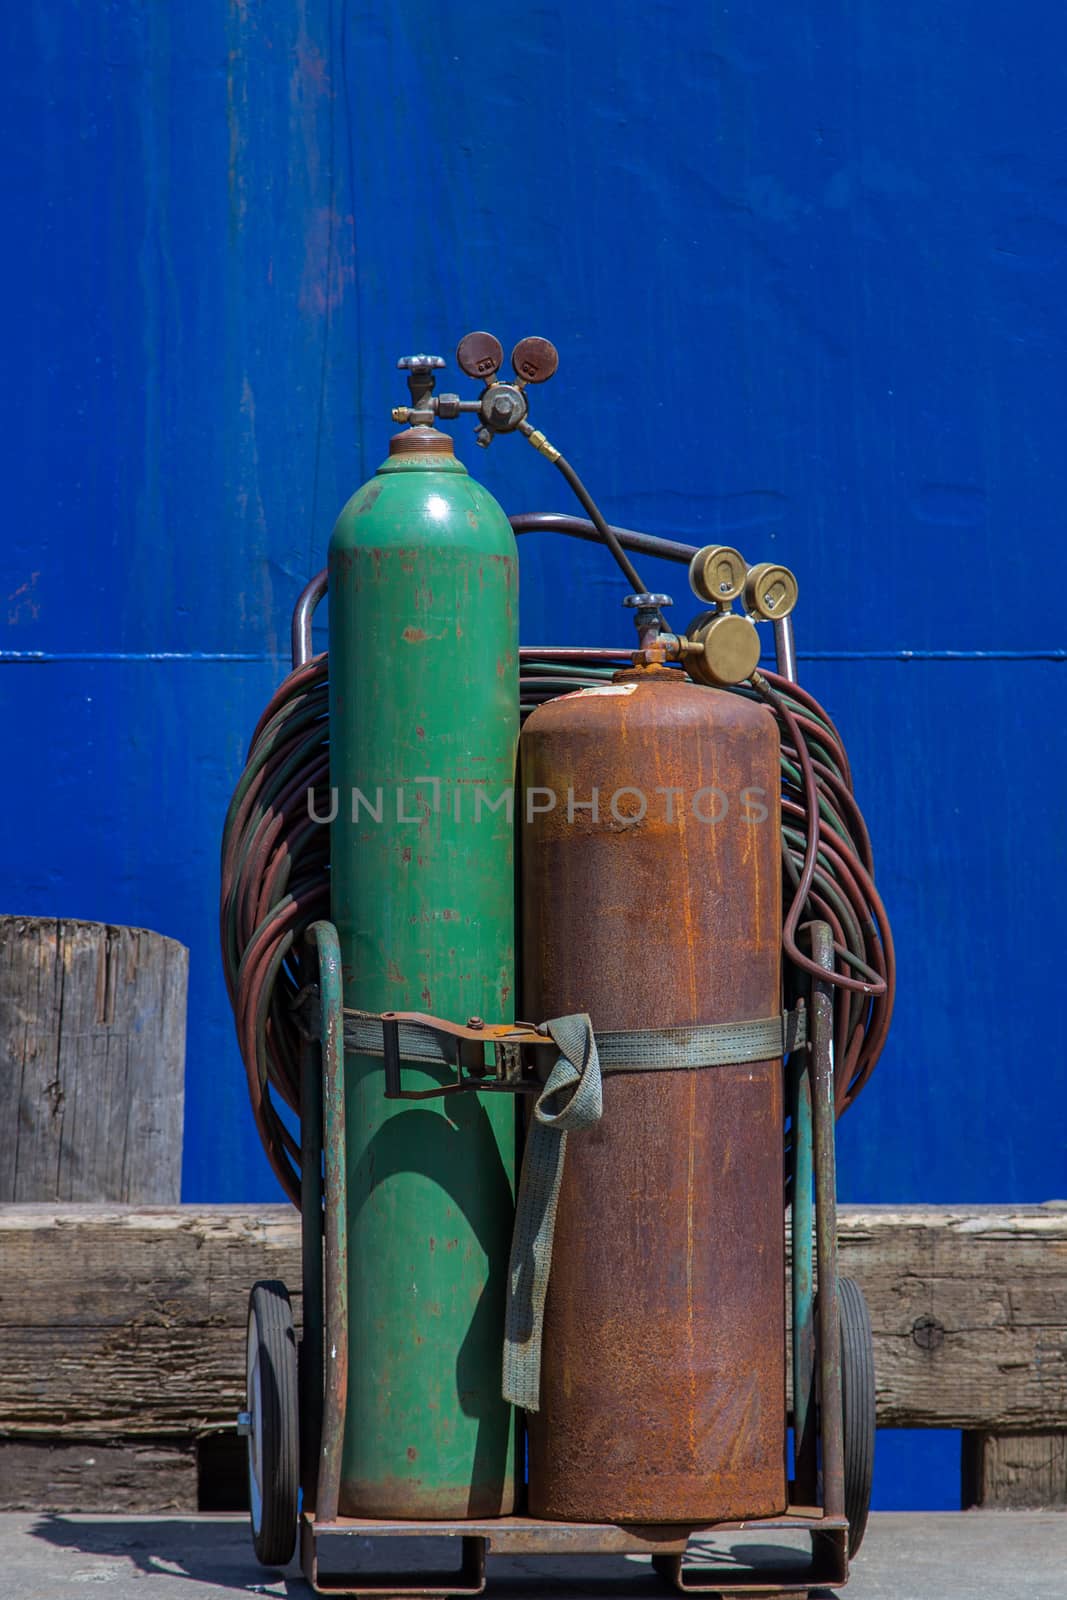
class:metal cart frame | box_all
[282,919,850,1600]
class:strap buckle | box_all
[373,1012,553,1100]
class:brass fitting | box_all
[523,427,561,463]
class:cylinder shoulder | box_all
[523,675,778,738]
[330,464,516,556]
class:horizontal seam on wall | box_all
[1,650,1065,665]
[0,652,280,663]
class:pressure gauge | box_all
[688,545,748,605]
[743,563,799,621]
[456,332,503,381]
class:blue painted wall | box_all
[3,3,1064,1508]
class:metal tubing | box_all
[774,616,797,682]
[307,919,347,1526]
[300,1032,325,1507]
[790,1048,817,1503]
[292,570,328,669]
[290,509,700,673]
[519,646,629,664]
[810,920,844,1520]
[508,512,698,566]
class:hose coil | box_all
[222,541,894,1203]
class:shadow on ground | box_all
[28,1514,834,1598]
[28,1513,302,1593]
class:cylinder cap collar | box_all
[389,426,455,457]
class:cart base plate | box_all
[299,1507,850,1599]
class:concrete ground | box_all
[1,1511,1064,1599]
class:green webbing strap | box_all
[596,1009,806,1072]
[502,1013,602,1413]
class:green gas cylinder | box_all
[328,423,518,1518]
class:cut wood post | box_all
[0,917,188,1202]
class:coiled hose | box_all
[222,527,894,1204]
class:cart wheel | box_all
[245,1280,299,1567]
[839,1276,875,1556]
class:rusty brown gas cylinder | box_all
[521,667,786,1525]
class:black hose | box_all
[546,453,648,593]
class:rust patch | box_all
[298,204,356,318]
[402,626,428,643]
[354,480,384,515]
[7,570,41,626]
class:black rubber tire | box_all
[839,1275,875,1556]
[246,1280,299,1568]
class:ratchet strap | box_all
[333,1006,806,1070]
[299,990,805,1413]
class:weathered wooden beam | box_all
[0,1203,1063,1442]
[835,1205,1067,1432]
[962,1431,1067,1509]
[0,1438,198,1512]
[0,1206,299,1437]
[0,919,188,1203]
